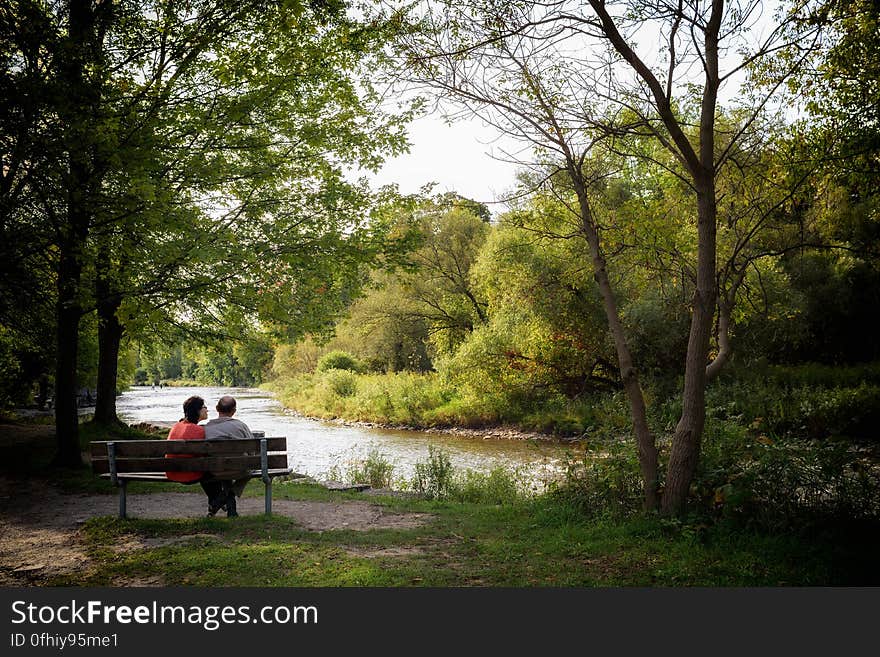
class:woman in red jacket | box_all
[166,395,226,516]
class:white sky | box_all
[366,113,524,213]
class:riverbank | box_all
[129,375,591,441]
[277,406,573,443]
[112,384,575,485]
[264,370,609,439]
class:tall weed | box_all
[412,445,455,499]
[549,440,645,518]
[327,446,396,489]
[448,467,527,505]
[409,446,527,504]
[347,448,396,489]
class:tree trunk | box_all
[705,298,732,383]
[706,269,746,383]
[585,0,725,514]
[94,294,123,425]
[661,180,717,515]
[659,0,724,515]
[93,228,124,426]
[573,177,659,510]
[53,0,100,466]
[53,245,84,467]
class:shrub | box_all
[692,417,880,530]
[320,369,358,399]
[705,376,880,441]
[269,370,458,426]
[448,466,526,505]
[795,384,880,440]
[317,350,362,373]
[763,362,880,388]
[412,445,456,500]
[548,440,645,518]
[271,341,321,376]
[333,447,396,488]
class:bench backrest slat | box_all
[89,437,287,459]
[91,454,289,475]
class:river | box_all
[116,386,573,489]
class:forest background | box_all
[1,0,879,527]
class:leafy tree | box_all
[772,0,880,365]
[0,0,114,461]
[316,350,362,373]
[468,212,617,397]
[801,0,880,183]
[85,1,413,425]
[332,273,434,372]
[401,200,490,355]
[397,0,825,513]
[304,196,489,372]
[1,1,414,463]
[433,191,492,223]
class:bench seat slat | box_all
[99,468,295,483]
[90,437,287,458]
[91,454,289,475]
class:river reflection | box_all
[116,386,572,488]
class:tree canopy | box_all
[1,0,416,460]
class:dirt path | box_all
[0,422,431,586]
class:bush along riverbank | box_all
[265,369,635,438]
[265,362,880,441]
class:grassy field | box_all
[44,479,874,587]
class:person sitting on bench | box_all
[165,395,229,516]
[202,395,255,517]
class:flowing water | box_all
[116,386,573,489]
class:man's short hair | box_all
[216,395,236,414]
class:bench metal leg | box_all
[119,480,127,519]
[264,479,272,516]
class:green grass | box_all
[47,481,874,587]
[7,415,876,587]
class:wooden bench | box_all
[89,436,293,519]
